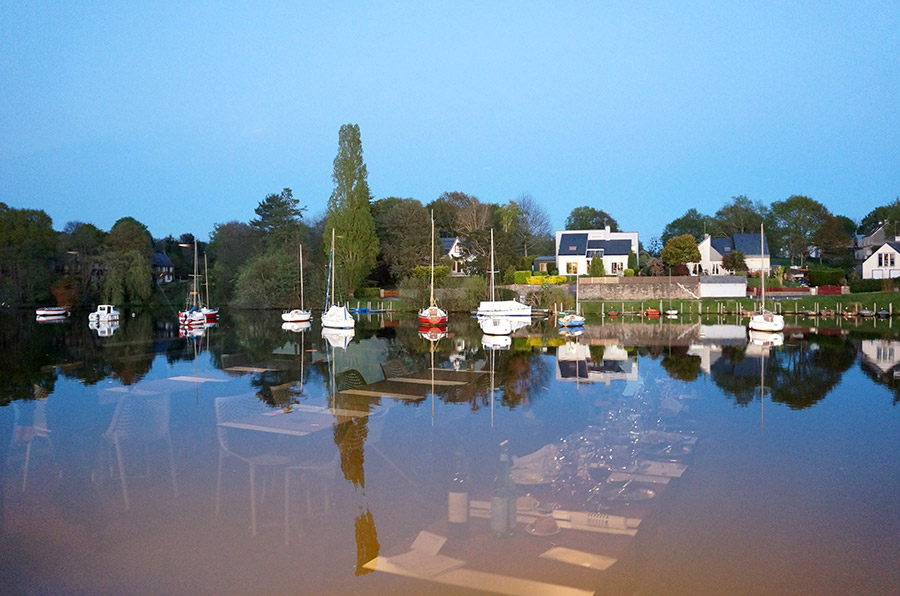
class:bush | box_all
[513,270,531,284]
[354,287,381,299]
[624,268,635,277]
[808,267,844,287]
[849,279,892,293]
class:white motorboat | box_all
[89,304,120,321]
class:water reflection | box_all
[0,311,898,595]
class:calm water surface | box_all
[1,310,898,595]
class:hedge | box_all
[513,270,531,284]
[808,268,844,287]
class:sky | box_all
[2,2,898,245]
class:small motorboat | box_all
[36,306,70,317]
[644,308,660,317]
[557,312,586,327]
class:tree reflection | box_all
[660,346,702,382]
[712,336,856,409]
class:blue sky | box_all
[2,2,898,245]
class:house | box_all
[531,256,556,274]
[861,242,900,279]
[689,233,770,276]
[152,252,175,283]
[855,224,890,261]
[440,237,475,276]
[555,227,639,276]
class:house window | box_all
[891,253,896,267]
[879,254,884,267]
[540,262,548,272]
[566,262,578,274]
[611,262,620,274]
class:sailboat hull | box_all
[417,306,448,326]
[282,309,311,323]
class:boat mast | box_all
[324,229,334,312]
[300,243,305,311]
[429,210,436,307]
[204,252,210,309]
[490,228,495,302]
[760,223,766,312]
[330,228,336,307]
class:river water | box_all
[0,310,897,595]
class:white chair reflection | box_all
[102,393,178,510]
[214,395,294,536]
[283,446,341,544]
[16,399,53,491]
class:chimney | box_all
[604,225,611,235]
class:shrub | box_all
[513,270,531,284]
[849,279,890,293]
[354,287,381,299]
[808,267,844,287]
[624,268,635,277]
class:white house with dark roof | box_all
[440,237,475,276]
[861,241,900,279]
[688,233,771,275]
[555,227,639,276]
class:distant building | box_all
[861,241,900,279]
[689,233,770,276]
[555,227,639,276]
[440,237,475,276]
[152,252,175,283]
[531,256,556,274]
[855,224,892,261]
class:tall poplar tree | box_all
[324,124,378,296]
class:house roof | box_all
[732,233,769,256]
[152,252,175,267]
[590,239,632,256]
[440,237,458,255]
[709,234,769,258]
[558,233,588,256]
[883,241,900,253]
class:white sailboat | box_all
[748,223,785,333]
[476,229,531,319]
[282,242,312,323]
[321,228,355,330]
[417,211,448,326]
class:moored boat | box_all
[89,304,120,321]
[557,312,586,327]
[36,306,70,317]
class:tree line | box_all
[2,125,897,308]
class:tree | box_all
[813,214,853,265]
[513,193,553,256]
[711,195,768,237]
[0,203,56,305]
[58,221,106,304]
[660,234,701,269]
[323,124,378,296]
[251,188,306,248]
[208,221,259,303]
[455,195,493,272]
[381,199,430,281]
[589,255,605,277]
[662,208,712,245]
[427,191,470,238]
[769,195,829,267]
[859,198,900,237]
[565,206,620,231]
[722,250,747,273]
[101,217,154,304]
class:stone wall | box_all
[576,276,702,300]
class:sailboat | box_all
[201,252,219,321]
[476,229,531,319]
[179,241,206,327]
[321,228,355,330]
[282,242,312,323]
[748,223,785,333]
[418,211,448,327]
